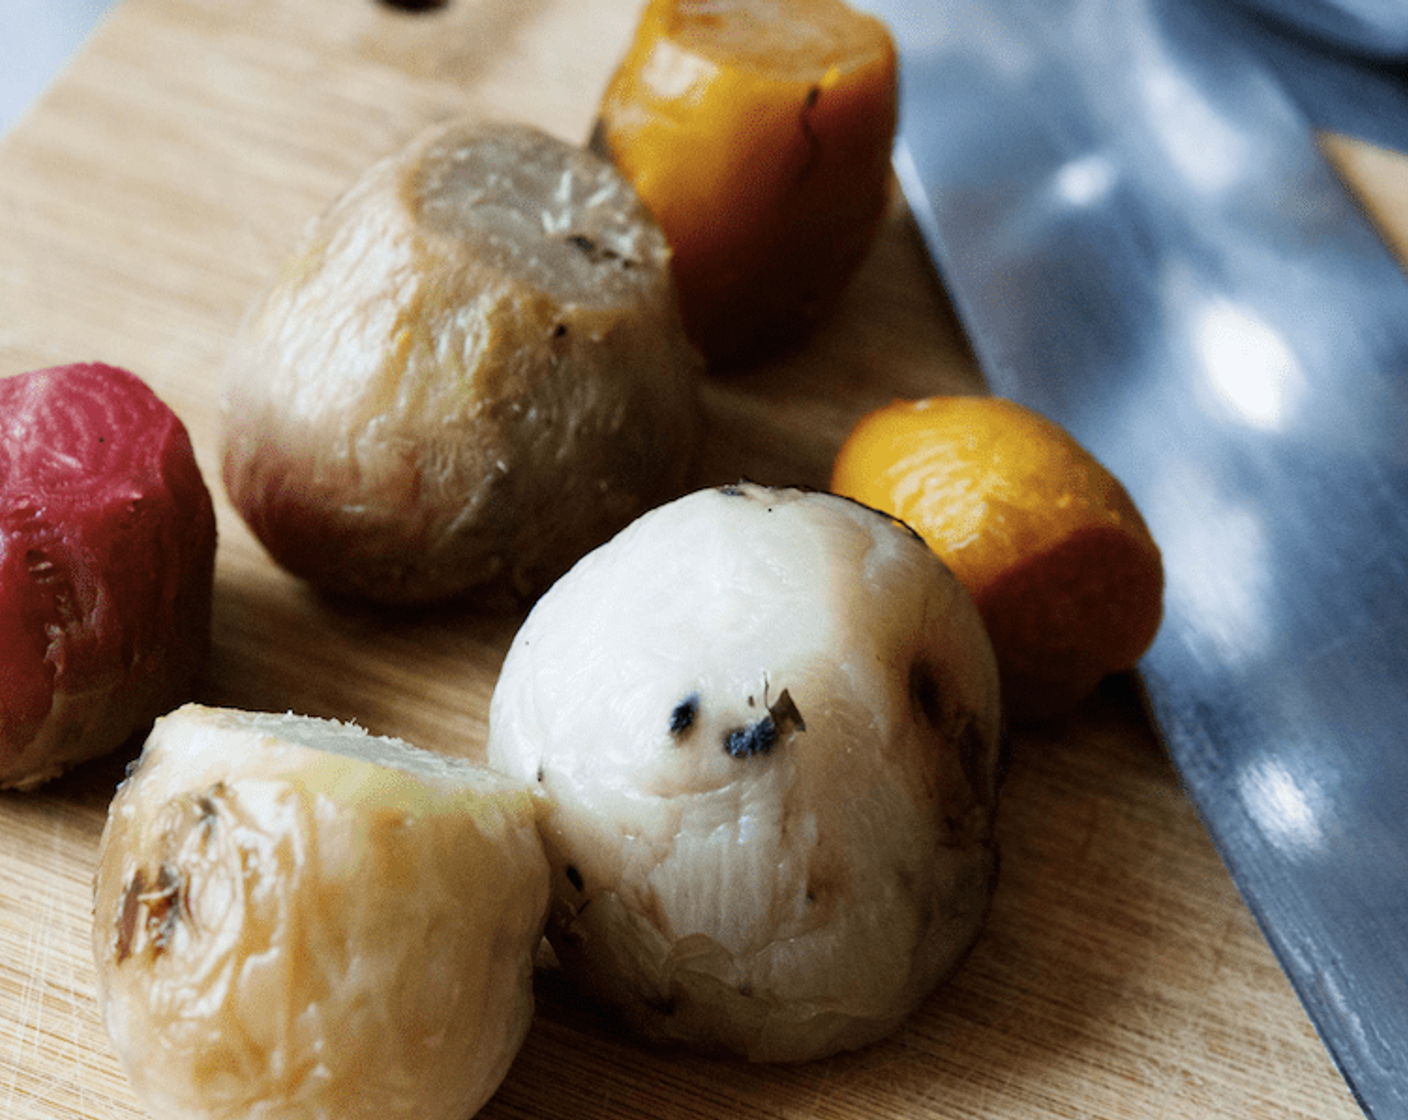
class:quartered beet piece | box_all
[93,704,549,1120]
[0,362,216,789]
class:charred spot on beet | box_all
[115,868,146,964]
[565,864,585,892]
[669,694,700,737]
[116,862,186,964]
[567,233,606,261]
[724,716,778,759]
[565,233,636,269]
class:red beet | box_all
[0,363,216,789]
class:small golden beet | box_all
[593,0,898,366]
[831,396,1164,720]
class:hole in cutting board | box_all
[376,0,449,12]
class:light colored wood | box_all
[0,2,1386,1117]
[1322,132,1408,263]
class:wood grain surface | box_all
[1,1,1397,1117]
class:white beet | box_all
[487,482,1003,1062]
[92,704,549,1120]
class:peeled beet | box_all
[0,363,216,789]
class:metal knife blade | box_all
[854,0,1408,1114]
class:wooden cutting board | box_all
[2,1,1399,1116]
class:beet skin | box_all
[0,363,216,789]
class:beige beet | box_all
[488,483,1004,1062]
[221,118,703,607]
[93,704,549,1120]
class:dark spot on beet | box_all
[116,862,186,964]
[566,233,635,268]
[724,716,777,759]
[115,869,146,964]
[567,233,604,259]
[909,659,945,728]
[565,864,585,892]
[197,782,225,815]
[194,785,223,838]
[669,694,699,736]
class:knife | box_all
[852,0,1408,1115]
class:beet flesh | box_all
[0,362,216,788]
